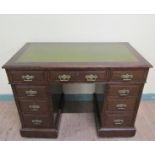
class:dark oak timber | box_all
[2,42,152,138]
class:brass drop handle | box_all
[22,75,34,81]
[58,74,71,82]
[25,90,38,96]
[113,119,124,125]
[85,74,98,82]
[118,89,130,96]
[29,105,40,111]
[116,103,127,110]
[31,119,42,125]
[121,74,133,81]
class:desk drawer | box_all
[80,71,107,82]
[110,69,147,82]
[107,85,141,97]
[103,113,134,128]
[50,71,107,82]
[50,71,78,82]
[23,115,50,128]
[9,71,47,83]
[105,97,137,111]
[19,100,49,114]
[15,85,48,99]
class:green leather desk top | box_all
[16,43,138,63]
[3,42,152,68]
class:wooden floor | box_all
[0,101,155,141]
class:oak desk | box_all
[3,42,152,138]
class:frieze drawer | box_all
[50,71,107,82]
[9,70,47,84]
[110,69,148,82]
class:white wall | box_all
[0,15,155,94]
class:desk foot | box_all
[97,127,136,138]
[20,128,58,138]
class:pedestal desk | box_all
[2,42,152,138]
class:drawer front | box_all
[50,71,78,82]
[23,115,50,128]
[110,69,147,82]
[103,113,134,128]
[80,71,107,82]
[107,85,141,97]
[9,71,47,83]
[15,85,48,99]
[19,100,49,114]
[105,97,137,111]
[50,71,107,82]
